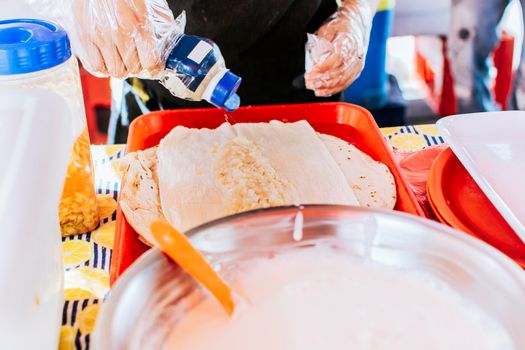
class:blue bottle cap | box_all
[224,93,240,112]
[0,19,71,75]
[209,71,242,111]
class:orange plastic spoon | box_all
[151,221,235,315]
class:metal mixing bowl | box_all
[93,205,525,349]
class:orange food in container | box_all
[59,128,99,235]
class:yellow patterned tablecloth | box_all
[59,124,444,349]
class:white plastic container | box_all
[0,50,87,134]
[437,111,525,242]
[0,88,72,349]
[0,18,99,236]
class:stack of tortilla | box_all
[119,120,396,245]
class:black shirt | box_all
[143,0,338,107]
[110,1,338,143]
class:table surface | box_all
[59,124,444,350]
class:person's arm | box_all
[24,0,184,79]
[305,0,380,97]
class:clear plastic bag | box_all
[305,34,334,73]
[393,145,448,219]
[305,0,375,97]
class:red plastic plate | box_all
[111,103,424,283]
[427,148,525,267]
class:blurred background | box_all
[387,0,523,125]
[1,0,523,141]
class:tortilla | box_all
[157,121,358,232]
[319,134,397,209]
[156,122,237,232]
[119,122,397,244]
[233,121,359,206]
[119,147,162,245]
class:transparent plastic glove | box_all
[305,0,375,97]
[25,0,185,79]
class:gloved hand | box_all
[305,0,377,97]
[25,0,185,79]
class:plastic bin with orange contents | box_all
[110,102,424,283]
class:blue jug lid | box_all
[0,19,71,75]
[210,70,242,111]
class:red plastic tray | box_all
[110,103,424,283]
[427,148,525,267]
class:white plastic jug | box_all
[0,19,99,236]
[0,88,72,349]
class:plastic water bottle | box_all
[160,34,242,111]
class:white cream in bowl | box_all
[165,248,513,350]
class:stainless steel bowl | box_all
[93,206,525,349]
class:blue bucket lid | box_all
[0,19,71,75]
[209,71,242,111]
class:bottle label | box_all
[188,41,213,65]
[165,36,218,93]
